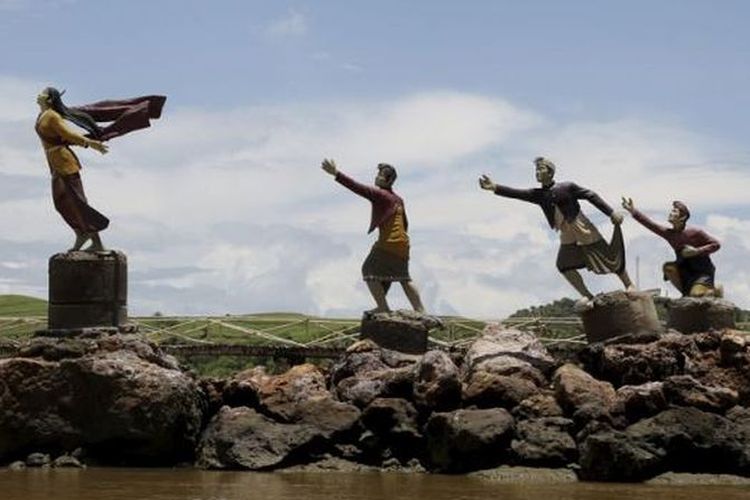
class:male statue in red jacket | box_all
[322,158,426,314]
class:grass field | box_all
[0,294,47,317]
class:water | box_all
[1,468,749,500]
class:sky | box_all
[0,0,749,318]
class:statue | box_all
[622,197,722,297]
[35,87,165,252]
[321,158,426,314]
[479,157,634,306]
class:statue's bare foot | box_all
[69,232,91,252]
[625,284,638,293]
[83,233,106,253]
[364,307,391,318]
[574,296,594,312]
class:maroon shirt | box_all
[631,208,720,256]
[335,171,407,234]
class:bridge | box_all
[0,314,589,360]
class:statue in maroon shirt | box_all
[622,197,722,297]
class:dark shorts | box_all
[665,255,715,295]
[362,246,411,283]
[556,225,625,275]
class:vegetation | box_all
[0,294,47,317]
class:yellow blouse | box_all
[375,204,410,259]
[36,109,88,176]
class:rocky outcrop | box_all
[579,407,750,481]
[3,321,749,483]
[0,334,204,465]
[412,350,461,411]
[464,325,556,380]
[425,408,515,473]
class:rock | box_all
[52,454,84,468]
[221,367,265,409]
[470,465,578,483]
[511,417,577,467]
[360,310,438,354]
[8,461,26,470]
[464,325,555,380]
[360,398,420,438]
[255,364,328,421]
[412,350,461,411]
[463,372,539,410]
[330,340,417,386]
[666,297,736,334]
[424,408,514,473]
[196,406,326,470]
[26,452,51,467]
[512,393,564,420]
[720,331,748,366]
[662,375,738,413]
[336,366,413,408]
[579,407,750,481]
[580,290,662,342]
[0,334,204,465]
[359,398,422,461]
[615,382,667,423]
[553,364,616,426]
[580,332,699,386]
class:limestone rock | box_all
[425,408,515,472]
[412,350,461,411]
[614,382,667,423]
[579,407,750,481]
[553,364,616,426]
[464,325,555,381]
[196,407,325,470]
[580,332,699,386]
[0,334,204,465]
[511,417,577,467]
[463,372,539,410]
[662,375,738,413]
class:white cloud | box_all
[265,8,308,38]
[1,76,748,316]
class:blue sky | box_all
[1,1,749,316]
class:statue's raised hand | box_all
[479,174,496,191]
[621,196,635,214]
[321,158,337,176]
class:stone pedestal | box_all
[666,297,736,334]
[360,310,440,354]
[580,290,662,343]
[45,250,129,332]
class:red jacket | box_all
[335,172,408,234]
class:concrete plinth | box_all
[360,310,441,354]
[666,297,736,334]
[46,250,128,331]
[580,290,662,343]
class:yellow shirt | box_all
[375,204,410,259]
[36,109,88,176]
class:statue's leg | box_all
[400,280,426,313]
[562,270,594,299]
[70,231,91,251]
[688,283,711,297]
[662,262,683,295]
[84,232,106,252]
[365,280,391,313]
[618,270,636,291]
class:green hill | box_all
[0,295,47,317]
